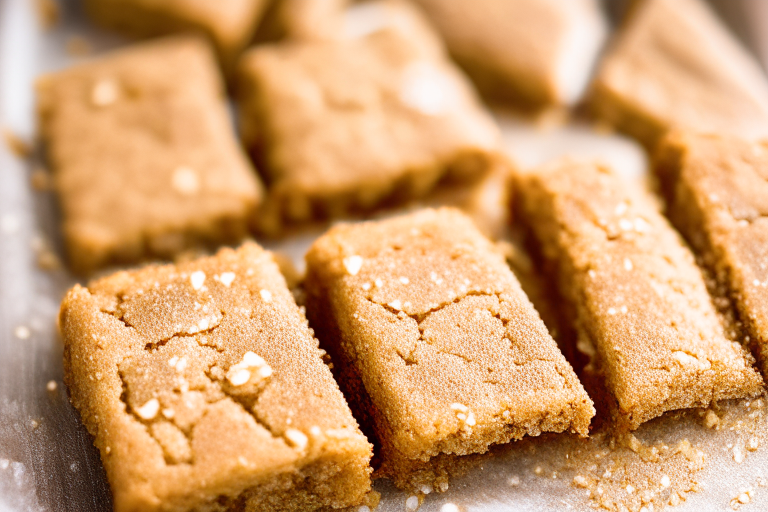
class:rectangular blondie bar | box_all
[515,161,763,429]
[304,208,594,490]
[60,243,372,512]
[656,131,768,378]
[37,37,262,274]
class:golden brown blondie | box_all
[83,0,268,72]
[412,0,607,109]
[515,161,763,430]
[60,243,372,512]
[37,37,262,274]
[237,29,502,235]
[590,0,768,149]
[304,208,594,490]
[656,132,768,378]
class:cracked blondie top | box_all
[83,0,268,73]
[515,161,763,430]
[237,28,502,234]
[656,132,768,378]
[412,0,607,108]
[589,0,768,149]
[304,208,594,490]
[37,37,262,274]
[59,243,372,512]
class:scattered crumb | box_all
[440,504,460,512]
[66,35,92,56]
[507,475,520,487]
[703,409,720,429]
[405,494,419,510]
[35,240,62,271]
[2,128,31,158]
[14,325,31,340]
[46,380,57,392]
[34,0,59,29]
[260,289,273,302]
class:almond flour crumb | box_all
[226,351,273,386]
[343,255,363,276]
[388,299,402,311]
[135,398,159,420]
[218,272,235,287]
[190,271,205,290]
[46,380,57,392]
[573,475,589,488]
[441,504,460,512]
[747,437,759,451]
[260,289,273,302]
[91,79,118,106]
[733,445,745,463]
[419,484,432,495]
[405,494,419,510]
[703,409,720,429]
[171,166,200,196]
[284,429,308,450]
[660,475,671,488]
[507,476,520,486]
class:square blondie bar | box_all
[83,0,268,72]
[60,243,372,512]
[304,208,594,490]
[589,0,768,149]
[412,0,607,109]
[515,161,763,429]
[237,29,502,235]
[37,37,263,274]
[656,132,768,378]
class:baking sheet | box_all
[1,0,767,511]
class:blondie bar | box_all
[237,29,502,235]
[590,0,768,149]
[83,0,268,72]
[60,243,372,512]
[515,161,763,429]
[37,37,262,274]
[656,132,768,378]
[304,208,594,489]
[412,0,607,109]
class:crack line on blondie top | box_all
[369,291,561,373]
[100,293,227,352]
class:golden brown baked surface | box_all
[237,29,502,234]
[412,0,606,108]
[37,37,262,274]
[590,0,768,148]
[656,132,768,378]
[60,242,372,512]
[304,208,594,490]
[515,161,764,430]
[83,0,268,72]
